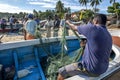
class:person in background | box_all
[9,15,15,32]
[53,15,60,37]
[78,38,87,61]
[57,14,112,80]
[87,17,94,24]
[22,16,28,40]
[0,18,7,31]
[44,16,53,37]
[25,14,37,40]
[34,16,40,25]
[60,18,70,36]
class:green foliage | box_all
[33,9,38,17]
[0,0,71,20]
[80,9,94,21]
[90,0,102,7]
[55,0,71,19]
[110,0,116,3]
[34,19,83,80]
[55,0,64,13]
[107,6,115,13]
[79,0,89,9]
[79,0,89,6]
[113,2,120,9]
[107,2,120,20]
[44,47,83,80]
[38,10,55,20]
[0,12,27,19]
[90,0,102,13]
[114,9,120,14]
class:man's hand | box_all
[64,13,71,20]
[65,20,78,31]
[65,20,70,25]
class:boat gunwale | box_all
[0,35,85,50]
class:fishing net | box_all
[35,19,84,80]
[44,47,84,80]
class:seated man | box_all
[71,38,87,62]
[57,14,112,80]
[78,38,87,61]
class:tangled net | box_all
[35,21,84,80]
[45,48,83,80]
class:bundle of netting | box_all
[35,21,84,80]
[44,47,83,80]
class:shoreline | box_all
[0,28,120,43]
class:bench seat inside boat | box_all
[13,47,45,80]
[65,45,120,80]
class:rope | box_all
[35,27,53,57]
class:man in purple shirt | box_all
[57,14,112,80]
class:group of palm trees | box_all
[79,0,116,13]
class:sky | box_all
[0,0,120,14]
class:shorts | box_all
[26,33,35,40]
[58,62,99,79]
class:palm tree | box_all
[33,9,38,17]
[64,7,71,13]
[90,0,102,13]
[110,0,116,4]
[55,0,64,13]
[55,0,66,18]
[79,0,89,10]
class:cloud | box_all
[28,1,55,8]
[0,3,32,13]
[28,0,86,11]
[27,0,58,3]
[43,0,58,3]
[1,0,115,14]
[65,5,85,11]
[29,1,47,5]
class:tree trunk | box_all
[86,5,87,10]
[116,13,120,28]
[94,5,97,14]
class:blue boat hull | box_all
[0,35,120,80]
[0,36,82,80]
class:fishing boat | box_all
[0,24,23,33]
[0,34,120,80]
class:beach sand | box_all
[1,27,120,43]
[0,33,24,42]
[0,28,75,43]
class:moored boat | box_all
[0,35,120,80]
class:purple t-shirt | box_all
[77,24,112,75]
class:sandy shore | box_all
[0,33,24,42]
[0,28,120,43]
[0,28,75,43]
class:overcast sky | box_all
[0,0,120,14]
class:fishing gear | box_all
[35,26,53,57]
[39,13,85,80]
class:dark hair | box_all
[12,15,15,17]
[94,14,107,25]
[27,14,34,19]
[48,16,52,19]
